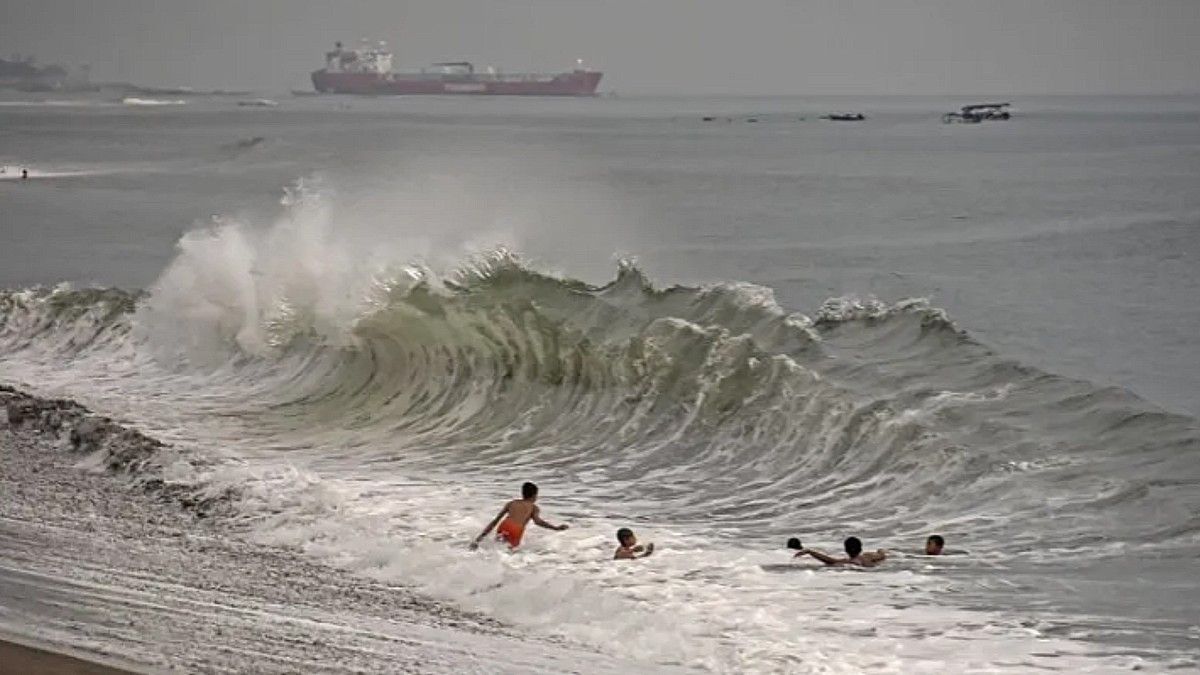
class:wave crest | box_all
[3,180,1198,559]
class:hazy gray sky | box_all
[3,0,1199,94]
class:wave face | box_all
[3,184,1199,672]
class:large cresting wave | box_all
[2,192,1197,557]
[3,179,1199,670]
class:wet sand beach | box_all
[0,384,653,674]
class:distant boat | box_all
[822,112,866,121]
[943,102,1011,124]
[237,99,279,107]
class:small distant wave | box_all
[0,164,100,181]
[122,97,187,106]
[0,99,121,108]
[219,136,267,157]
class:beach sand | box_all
[0,384,656,674]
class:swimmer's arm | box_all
[802,549,845,566]
[615,543,654,560]
[471,503,510,547]
[531,506,569,531]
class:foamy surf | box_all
[2,180,1197,673]
[0,99,123,108]
[121,97,187,106]
[0,386,664,674]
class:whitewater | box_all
[2,93,1200,672]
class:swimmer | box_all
[614,528,654,560]
[795,536,887,567]
[786,537,804,556]
[924,534,945,556]
[22,168,29,180]
[470,481,568,550]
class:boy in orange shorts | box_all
[470,481,569,549]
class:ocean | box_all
[2,93,1199,672]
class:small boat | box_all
[822,112,866,121]
[962,102,1011,120]
[237,99,279,107]
[942,102,1011,124]
[942,111,982,124]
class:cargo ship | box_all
[311,41,602,96]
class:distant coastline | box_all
[0,54,248,96]
[0,54,88,91]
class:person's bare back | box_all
[502,498,538,527]
[848,550,887,567]
[471,482,568,549]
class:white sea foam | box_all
[121,97,187,106]
[0,99,121,107]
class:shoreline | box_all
[0,383,653,674]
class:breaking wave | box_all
[3,180,1199,671]
[121,97,187,106]
[3,255,1197,555]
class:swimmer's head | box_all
[617,528,636,547]
[522,482,538,500]
[925,534,945,555]
[844,537,863,558]
[786,537,803,550]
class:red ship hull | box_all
[311,70,602,96]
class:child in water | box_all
[793,536,887,567]
[614,528,654,560]
[924,534,945,555]
[470,481,568,550]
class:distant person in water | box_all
[614,528,654,560]
[795,537,887,567]
[22,169,29,180]
[470,481,568,550]
[924,534,945,556]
